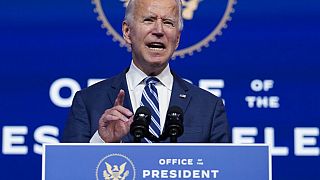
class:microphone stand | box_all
[147,133,160,143]
[170,136,177,143]
[132,129,143,143]
[169,128,179,143]
[133,137,141,143]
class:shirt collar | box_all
[126,60,173,91]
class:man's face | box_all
[123,0,181,75]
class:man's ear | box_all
[175,32,181,50]
[122,21,132,44]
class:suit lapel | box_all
[159,72,191,143]
[169,72,191,113]
[107,69,134,142]
[108,69,133,112]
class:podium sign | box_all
[42,143,271,180]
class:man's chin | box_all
[148,51,171,61]
[142,57,168,74]
[147,57,169,66]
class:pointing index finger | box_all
[114,89,125,106]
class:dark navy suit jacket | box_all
[62,70,230,143]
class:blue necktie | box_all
[140,77,161,142]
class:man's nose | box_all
[152,19,164,37]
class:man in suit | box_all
[62,0,230,143]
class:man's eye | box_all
[164,21,174,27]
[144,18,153,23]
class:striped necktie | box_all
[140,77,161,142]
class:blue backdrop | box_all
[0,0,319,179]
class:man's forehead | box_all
[134,0,179,17]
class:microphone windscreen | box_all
[135,106,151,117]
[167,106,183,115]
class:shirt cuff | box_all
[89,130,105,143]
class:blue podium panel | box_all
[43,143,271,180]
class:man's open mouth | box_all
[146,42,166,51]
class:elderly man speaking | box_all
[62,0,230,143]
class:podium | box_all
[42,143,271,180]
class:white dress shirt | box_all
[90,61,173,143]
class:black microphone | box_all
[130,106,151,143]
[163,106,184,143]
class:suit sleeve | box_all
[210,99,231,143]
[61,91,91,143]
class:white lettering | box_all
[2,126,28,155]
[251,79,274,92]
[263,80,274,91]
[251,79,264,92]
[199,79,224,97]
[193,170,200,178]
[170,170,177,178]
[152,170,160,178]
[142,170,150,178]
[245,96,280,108]
[264,127,289,156]
[232,127,257,143]
[183,170,192,178]
[159,159,165,165]
[159,158,193,165]
[87,78,105,87]
[256,96,269,108]
[49,78,81,108]
[142,170,219,179]
[161,170,168,178]
[245,96,256,108]
[211,170,219,178]
[294,128,319,156]
[33,126,60,155]
[268,96,280,108]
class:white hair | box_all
[124,0,184,31]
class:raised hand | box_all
[98,89,133,142]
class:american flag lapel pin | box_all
[179,94,187,98]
